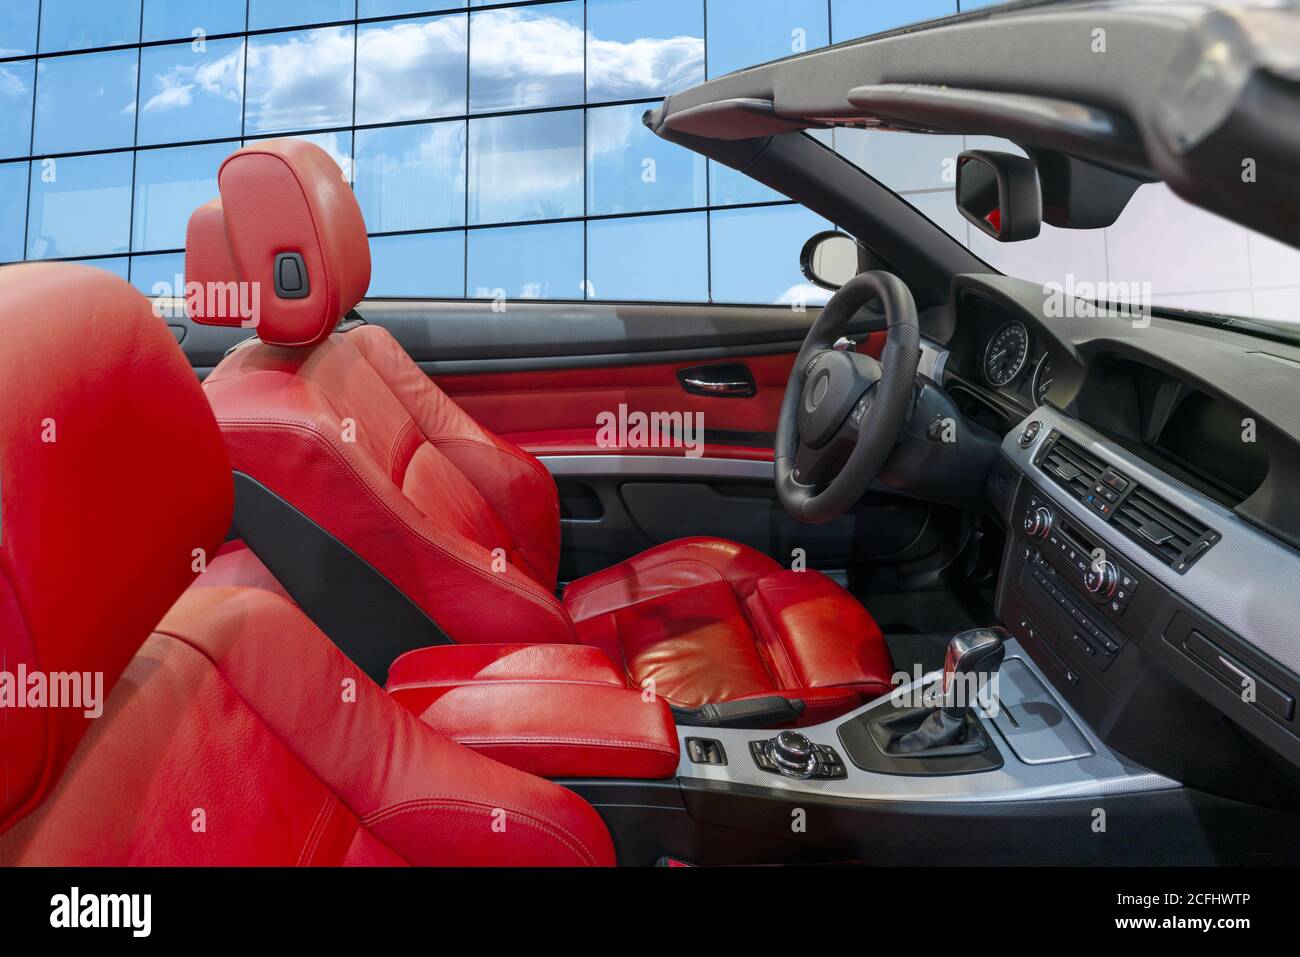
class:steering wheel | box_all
[775,271,920,524]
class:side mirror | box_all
[956,150,1042,242]
[799,231,867,290]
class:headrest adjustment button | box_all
[274,252,310,299]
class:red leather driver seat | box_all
[0,263,613,865]
[191,139,896,723]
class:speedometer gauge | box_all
[983,321,1030,387]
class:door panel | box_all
[174,296,955,579]
[434,352,799,452]
[620,483,931,564]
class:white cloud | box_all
[776,283,833,307]
[356,16,468,122]
[141,44,244,115]
[587,34,703,101]
[0,65,29,99]
[245,27,355,133]
[468,8,583,111]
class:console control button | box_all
[750,738,846,780]
[1018,420,1042,449]
[1101,469,1130,493]
[769,731,818,778]
[750,740,777,772]
[685,737,727,766]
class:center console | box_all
[673,640,1168,802]
[991,406,1300,809]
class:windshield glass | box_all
[830,129,1300,330]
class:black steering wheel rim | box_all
[775,270,920,524]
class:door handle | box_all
[677,363,756,398]
[682,377,750,394]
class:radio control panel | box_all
[1021,492,1142,622]
[1000,480,1162,712]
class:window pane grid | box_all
[3,0,973,303]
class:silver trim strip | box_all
[675,639,1177,802]
[538,454,774,481]
[918,338,950,382]
[1005,406,1300,676]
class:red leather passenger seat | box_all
[190,138,895,720]
[0,263,613,866]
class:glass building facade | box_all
[26,0,1239,311]
[0,0,1019,304]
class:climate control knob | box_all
[1085,560,1118,598]
[1023,506,1053,541]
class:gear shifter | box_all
[890,628,1006,755]
[940,628,1007,718]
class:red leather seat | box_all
[0,263,614,866]
[190,138,895,720]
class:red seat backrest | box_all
[0,263,613,865]
[188,139,580,651]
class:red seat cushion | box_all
[565,538,896,721]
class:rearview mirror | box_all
[956,150,1042,242]
[800,231,866,290]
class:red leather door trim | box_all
[434,353,797,437]
[432,335,886,451]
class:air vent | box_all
[1035,433,1104,501]
[1111,487,1219,572]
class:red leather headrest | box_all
[200,138,371,347]
[184,199,250,327]
[0,263,233,833]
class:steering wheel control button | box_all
[851,394,870,425]
[1018,420,1041,448]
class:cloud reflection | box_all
[356,15,467,124]
[141,44,244,115]
[245,26,354,135]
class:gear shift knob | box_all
[941,628,1006,718]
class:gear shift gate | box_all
[867,706,994,758]
[835,628,1009,777]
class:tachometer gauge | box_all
[1032,354,1055,406]
[983,321,1030,387]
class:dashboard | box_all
[923,273,1300,808]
